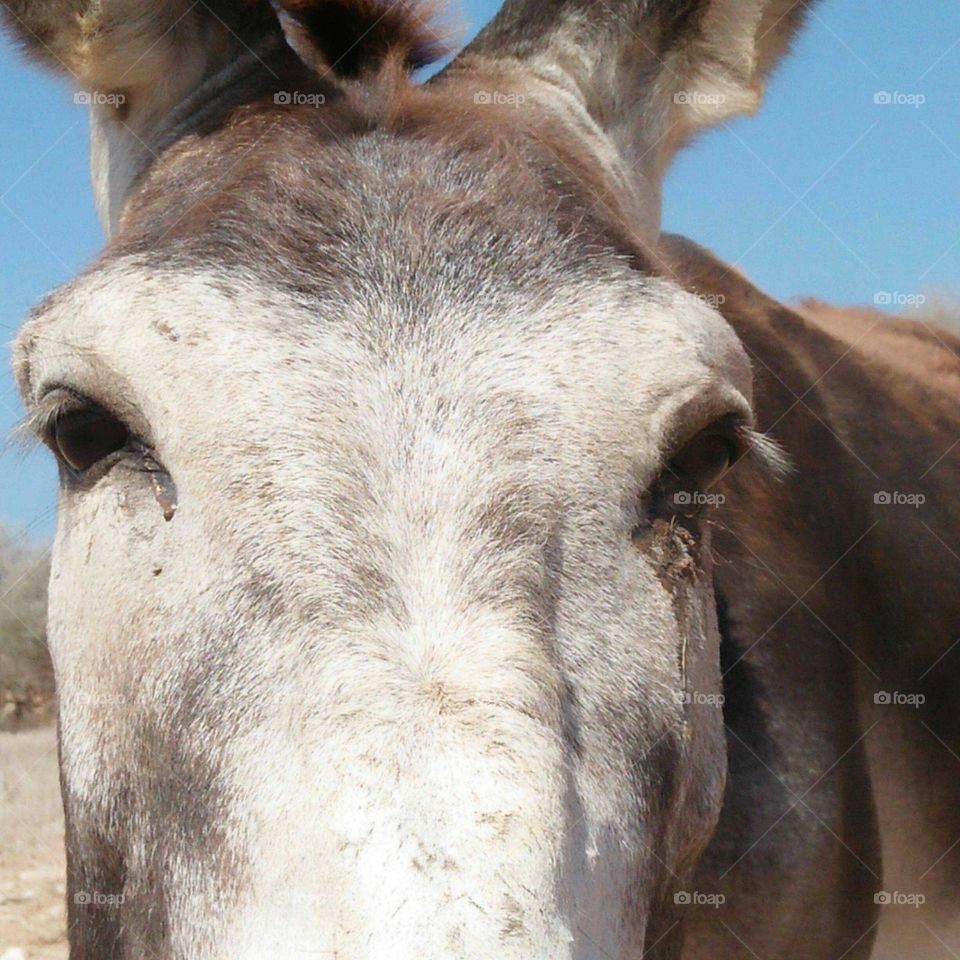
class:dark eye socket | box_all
[647,418,744,522]
[52,406,130,473]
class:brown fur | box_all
[110,58,658,278]
[657,235,960,958]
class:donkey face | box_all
[6,0,809,956]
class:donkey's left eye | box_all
[668,432,737,492]
[53,407,129,473]
[644,417,744,524]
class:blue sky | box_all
[1,0,958,539]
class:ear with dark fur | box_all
[0,0,448,229]
[0,1,288,230]
[275,0,448,78]
[0,1,277,86]
[447,0,816,224]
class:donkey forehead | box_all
[18,254,752,468]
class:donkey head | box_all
[6,0,808,956]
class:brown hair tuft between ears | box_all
[275,0,450,78]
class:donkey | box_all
[3,0,959,957]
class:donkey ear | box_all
[0,1,281,230]
[0,1,280,93]
[1,0,449,230]
[273,0,447,78]
[454,0,815,190]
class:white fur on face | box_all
[16,260,749,958]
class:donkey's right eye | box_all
[53,407,130,473]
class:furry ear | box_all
[0,0,448,88]
[0,1,284,230]
[0,1,276,89]
[1,0,448,229]
[275,0,448,78]
[446,0,816,234]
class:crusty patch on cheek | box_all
[637,519,701,591]
[634,519,710,696]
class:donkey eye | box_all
[53,407,129,473]
[646,418,743,522]
[669,432,737,491]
